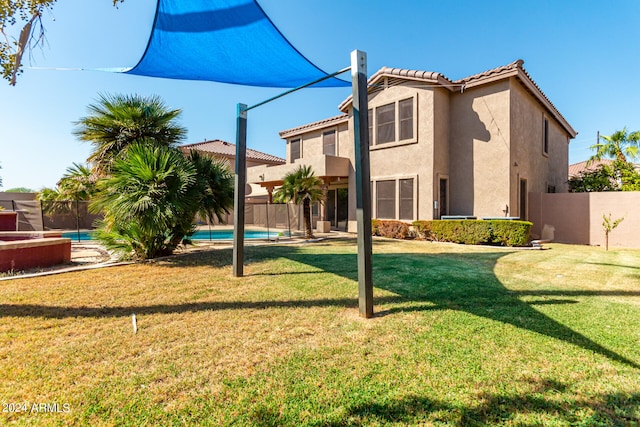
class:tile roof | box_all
[568,159,612,177]
[180,139,285,164]
[279,114,349,139]
[569,159,640,177]
[337,60,577,138]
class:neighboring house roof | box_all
[180,139,285,164]
[279,114,349,139]
[569,159,640,178]
[337,59,577,138]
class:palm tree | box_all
[90,143,235,260]
[73,93,187,176]
[90,142,198,260]
[590,128,640,163]
[185,149,234,224]
[273,165,324,239]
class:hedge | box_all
[411,219,532,247]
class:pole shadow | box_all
[252,244,639,369]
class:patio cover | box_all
[126,0,349,88]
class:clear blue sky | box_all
[1,0,639,190]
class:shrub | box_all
[490,220,532,247]
[412,220,432,240]
[372,219,412,239]
[412,219,533,247]
[371,219,380,236]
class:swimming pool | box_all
[62,229,287,242]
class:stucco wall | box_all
[529,191,640,248]
[450,81,511,217]
[510,80,569,217]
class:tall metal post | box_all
[351,50,373,318]
[233,103,248,277]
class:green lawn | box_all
[1,238,639,426]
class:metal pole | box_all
[265,201,270,240]
[233,103,248,277]
[351,50,373,318]
[75,200,81,242]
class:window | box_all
[376,103,395,144]
[375,178,415,220]
[399,98,413,141]
[543,117,549,155]
[376,180,396,219]
[547,185,556,193]
[368,109,373,146]
[290,139,300,162]
[370,97,416,146]
[399,178,414,220]
[323,130,336,156]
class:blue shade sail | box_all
[126,0,349,88]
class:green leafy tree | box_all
[273,165,324,239]
[73,93,187,176]
[568,163,617,192]
[1,1,123,85]
[590,128,640,163]
[90,143,234,260]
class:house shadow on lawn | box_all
[243,242,640,369]
[309,379,640,426]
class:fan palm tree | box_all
[185,149,234,224]
[273,165,324,239]
[73,93,187,176]
[590,128,640,163]
[90,142,198,260]
[90,143,235,260]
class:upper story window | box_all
[399,99,413,140]
[369,97,416,147]
[290,139,301,162]
[323,130,336,156]
[542,117,549,156]
[376,103,396,144]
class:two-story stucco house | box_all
[247,60,577,232]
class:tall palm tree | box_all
[590,128,640,163]
[273,165,324,239]
[73,93,187,176]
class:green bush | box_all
[490,220,532,246]
[413,219,532,247]
[372,219,412,239]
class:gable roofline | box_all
[279,114,349,139]
[337,66,456,112]
[337,60,577,138]
[456,59,576,138]
[180,139,285,164]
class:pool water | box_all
[62,229,287,241]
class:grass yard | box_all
[1,238,639,426]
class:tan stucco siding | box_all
[510,79,570,214]
[368,85,435,221]
[450,81,511,217]
[433,88,451,218]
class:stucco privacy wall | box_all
[529,192,640,248]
